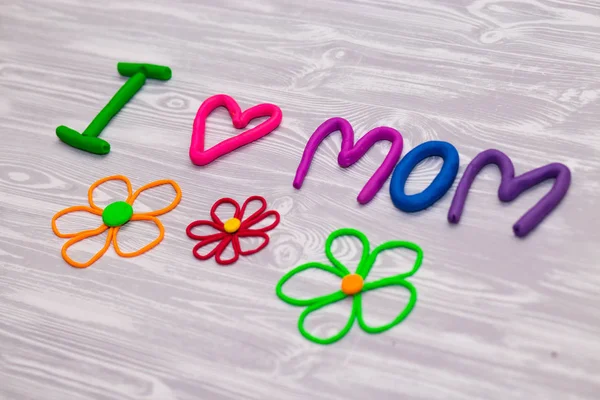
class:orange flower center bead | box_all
[102,201,133,227]
[341,274,364,295]
[224,218,241,233]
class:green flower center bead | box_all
[102,201,133,227]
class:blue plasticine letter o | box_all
[390,141,459,213]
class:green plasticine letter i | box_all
[56,62,172,155]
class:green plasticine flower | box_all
[275,228,423,345]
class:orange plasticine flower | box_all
[51,175,181,268]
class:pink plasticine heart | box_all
[189,94,283,166]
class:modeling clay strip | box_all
[276,228,423,345]
[186,196,280,265]
[56,62,172,155]
[293,117,404,204]
[390,141,459,212]
[51,175,181,268]
[447,149,571,237]
[189,94,282,166]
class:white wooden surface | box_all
[1,0,599,399]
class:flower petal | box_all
[356,278,417,334]
[61,225,113,268]
[112,215,164,258]
[237,230,269,256]
[186,219,224,240]
[210,198,240,225]
[276,262,345,306]
[214,236,240,265]
[298,294,356,345]
[52,206,102,238]
[241,210,280,232]
[239,196,267,223]
[324,228,370,276]
[361,240,423,281]
[129,179,182,217]
[88,175,133,211]
[192,233,227,260]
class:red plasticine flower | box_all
[186,196,280,265]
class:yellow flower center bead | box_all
[341,274,364,295]
[224,218,241,233]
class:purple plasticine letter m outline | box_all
[293,117,404,204]
[447,149,571,237]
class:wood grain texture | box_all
[1,0,599,399]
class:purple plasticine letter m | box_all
[293,117,404,204]
[447,149,571,238]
